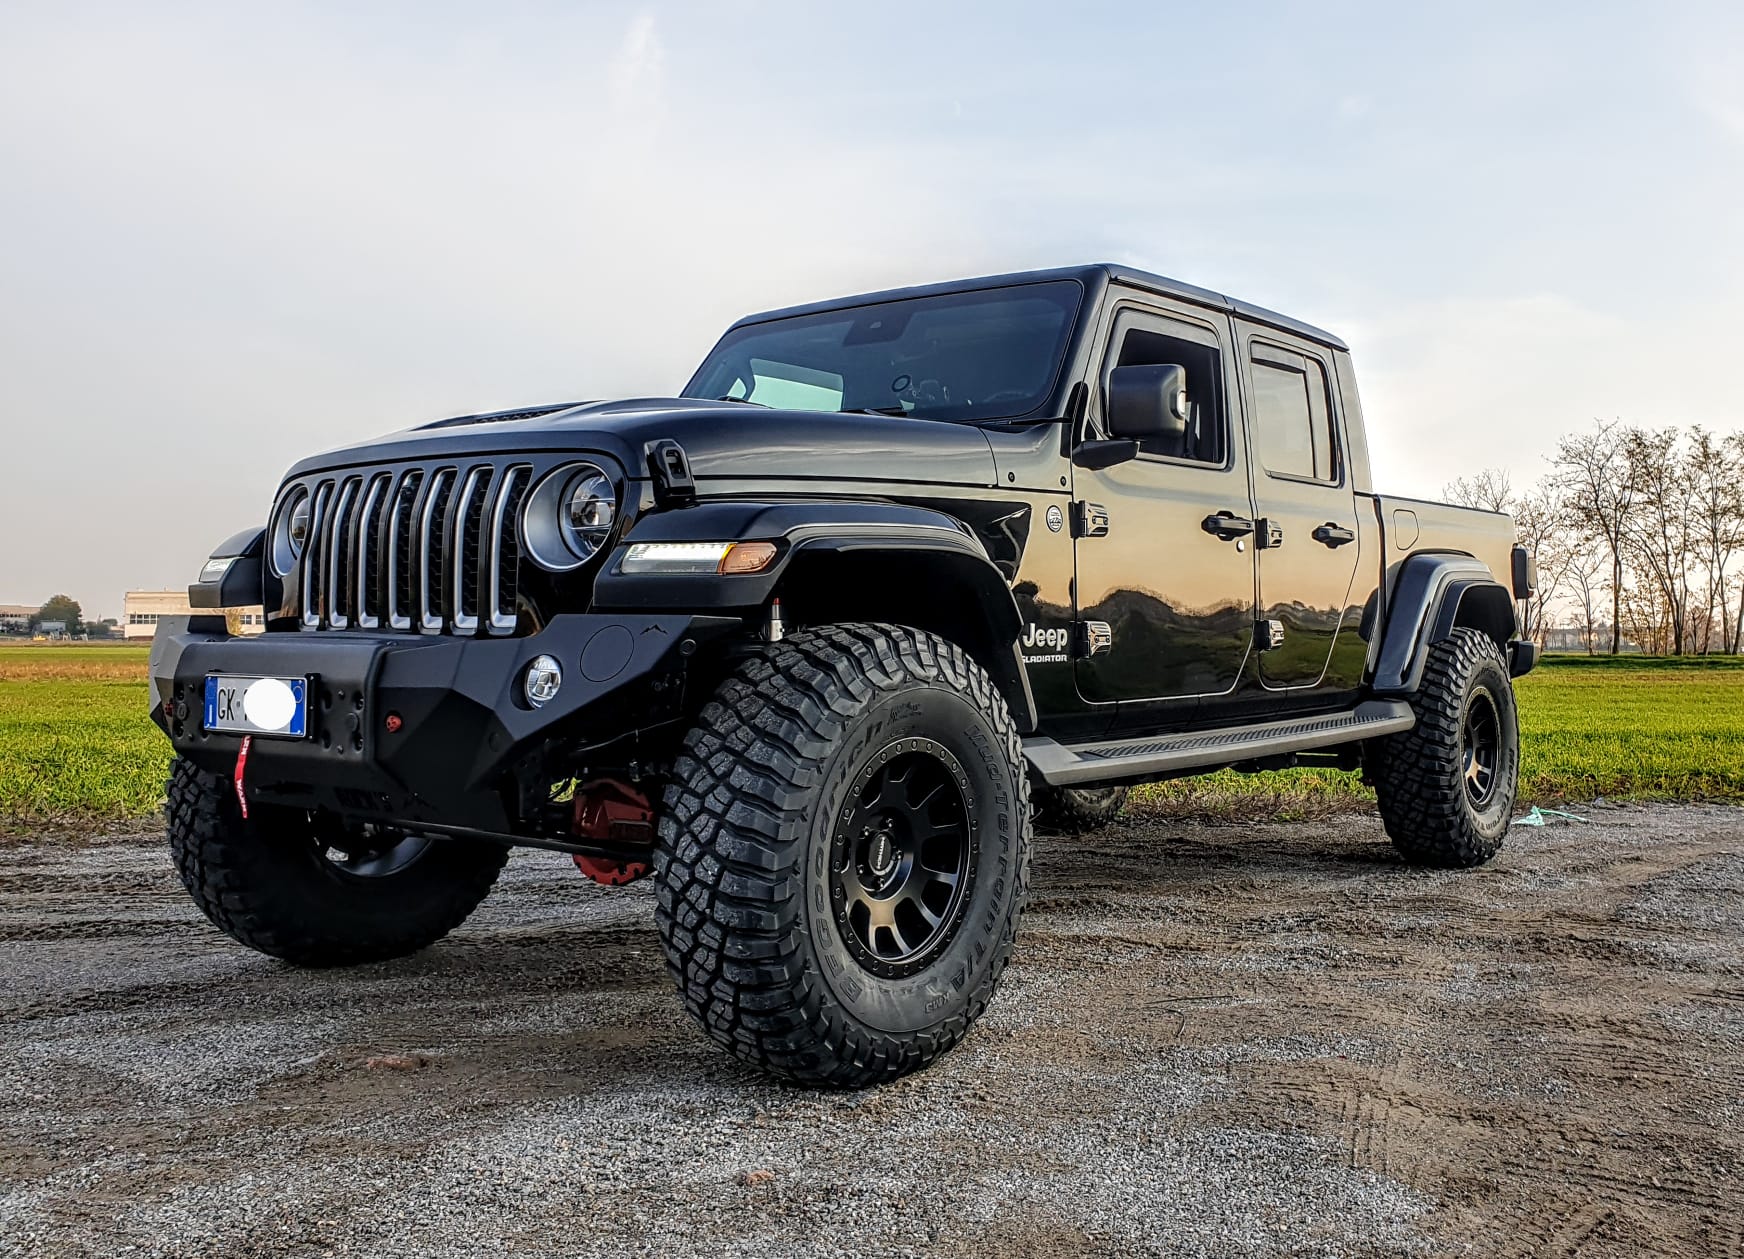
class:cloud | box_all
[1351,292,1736,501]
[608,11,664,118]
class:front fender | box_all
[590,499,999,615]
[188,527,277,612]
[589,498,1034,729]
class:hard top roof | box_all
[729,263,1348,352]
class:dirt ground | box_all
[2,804,1741,1259]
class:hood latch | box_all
[645,439,696,508]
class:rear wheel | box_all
[1032,784,1130,834]
[1371,628,1519,868]
[165,757,508,966]
[654,624,1031,1088]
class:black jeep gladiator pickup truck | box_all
[151,264,1537,1086]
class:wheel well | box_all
[772,548,1035,730]
[1448,582,1515,651]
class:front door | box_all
[1073,303,1257,713]
[1238,326,1367,697]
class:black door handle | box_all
[1201,511,1256,541]
[1312,522,1356,548]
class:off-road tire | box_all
[1032,784,1130,835]
[165,757,508,966]
[654,624,1031,1088]
[1371,628,1518,868]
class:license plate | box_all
[204,675,310,738]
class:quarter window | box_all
[1250,344,1337,482]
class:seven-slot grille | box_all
[295,463,533,635]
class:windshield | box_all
[682,280,1082,423]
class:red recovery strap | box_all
[233,734,252,820]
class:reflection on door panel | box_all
[1074,306,1256,707]
[1243,335,1364,693]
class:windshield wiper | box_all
[837,406,911,417]
[713,396,769,406]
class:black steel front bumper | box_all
[149,613,719,834]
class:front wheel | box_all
[1370,628,1519,868]
[654,624,1031,1088]
[165,758,508,966]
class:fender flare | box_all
[591,499,1036,728]
[188,527,275,612]
[1371,551,1518,696]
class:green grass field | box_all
[3,643,1742,823]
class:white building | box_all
[123,590,266,639]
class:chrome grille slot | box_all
[489,466,530,634]
[450,467,491,635]
[418,469,456,634]
[325,476,361,629]
[300,481,334,629]
[354,474,390,629]
[387,470,423,631]
[293,459,538,637]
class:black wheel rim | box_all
[829,738,977,979]
[1462,687,1502,807]
[317,823,433,879]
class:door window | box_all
[1102,311,1228,464]
[1249,344,1338,483]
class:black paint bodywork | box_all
[156,263,1531,849]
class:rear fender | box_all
[1371,552,1518,695]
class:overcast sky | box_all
[2,1,1741,617]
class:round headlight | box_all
[269,488,310,577]
[521,462,618,571]
[561,469,616,561]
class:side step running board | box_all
[1022,700,1415,787]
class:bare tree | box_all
[1562,538,1607,654]
[1443,468,1514,514]
[1552,420,1636,654]
[1685,428,1744,654]
[1621,427,1699,654]
[1513,483,1573,642]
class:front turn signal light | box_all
[719,541,779,575]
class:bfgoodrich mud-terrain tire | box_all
[1371,628,1519,868]
[1032,784,1130,835]
[654,623,1031,1088]
[165,757,508,966]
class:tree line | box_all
[1447,421,1744,655]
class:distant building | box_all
[123,590,266,639]
[0,604,34,635]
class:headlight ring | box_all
[521,462,619,571]
[268,487,310,578]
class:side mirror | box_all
[1107,364,1190,449]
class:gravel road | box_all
[2,803,1741,1258]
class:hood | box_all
[284,397,1000,491]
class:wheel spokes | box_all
[828,741,976,974]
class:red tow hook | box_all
[233,734,252,821]
[570,779,655,886]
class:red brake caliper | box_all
[570,779,654,886]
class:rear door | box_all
[1237,325,1368,698]
[1072,301,1257,717]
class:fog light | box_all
[524,655,562,708]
